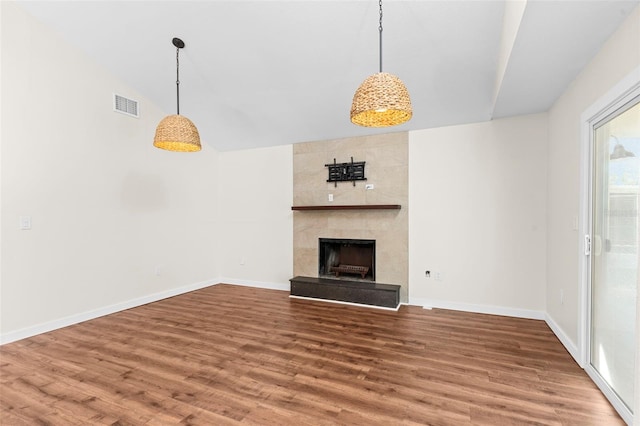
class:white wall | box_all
[546,5,640,353]
[408,114,548,318]
[217,145,293,289]
[0,3,219,341]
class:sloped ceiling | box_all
[16,1,639,151]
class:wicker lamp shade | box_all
[350,72,412,127]
[153,114,201,152]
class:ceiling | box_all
[16,1,639,152]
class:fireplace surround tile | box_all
[292,133,408,302]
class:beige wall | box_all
[408,114,548,318]
[546,5,640,352]
[217,145,293,288]
[292,133,409,301]
[1,3,219,338]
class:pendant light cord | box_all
[176,46,180,115]
[378,0,383,73]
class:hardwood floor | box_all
[0,284,623,425]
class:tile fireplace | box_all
[292,132,408,303]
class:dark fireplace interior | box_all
[319,238,375,281]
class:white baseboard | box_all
[289,295,400,311]
[409,297,545,320]
[544,312,582,366]
[0,279,582,370]
[408,297,581,366]
[218,277,290,292]
[0,279,218,345]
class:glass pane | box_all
[591,100,639,411]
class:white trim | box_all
[585,365,633,425]
[409,297,545,320]
[289,295,400,311]
[580,67,640,125]
[0,279,218,345]
[579,65,640,425]
[580,69,640,365]
[219,277,290,292]
[545,313,581,366]
[578,106,594,368]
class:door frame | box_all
[579,66,640,425]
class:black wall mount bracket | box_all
[325,157,367,187]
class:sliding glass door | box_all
[590,97,639,420]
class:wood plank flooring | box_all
[0,284,623,425]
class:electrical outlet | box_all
[328,194,334,202]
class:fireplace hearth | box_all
[289,276,400,309]
[289,237,398,309]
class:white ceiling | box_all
[16,0,639,151]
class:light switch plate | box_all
[20,216,32,230]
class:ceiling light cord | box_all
[379,0,383,73]
[176,46,180,115]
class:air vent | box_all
[113,94,139,118]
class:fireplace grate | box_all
[330,264,369,279]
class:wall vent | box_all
[113,94,139,118]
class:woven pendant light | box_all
[351,0,412,127]
[154,115,201,152]
[351,72,412,127]
[154,38,202,152]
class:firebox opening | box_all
[319,238,375,281]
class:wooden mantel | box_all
[291,205,401,211]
